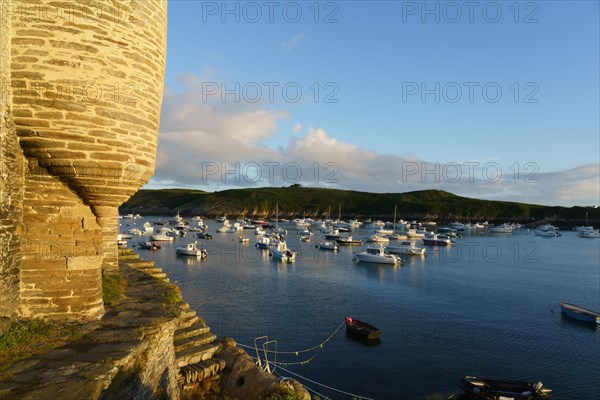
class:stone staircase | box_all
[119,248,227,389]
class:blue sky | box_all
[150,1,599,207]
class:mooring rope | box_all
[275,364,376,400]
[237,320,345,355]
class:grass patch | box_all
[102,272,126,306]
[0,319,84,371]
[157,282,183,318]
[261,389,303,400]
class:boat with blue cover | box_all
[560,301,600,325]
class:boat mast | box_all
[338,204,341,223]
[393,204,397,233]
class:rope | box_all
[276,364,376,400]
[237,320,345,355]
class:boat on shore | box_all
[453,376,553,399]
[345,317,381,340]
[560,302,600,325]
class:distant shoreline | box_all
[120,187,599,228]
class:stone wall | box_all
[0,1,24,319]
[0,0,168,320]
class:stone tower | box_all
[0,0,167,320]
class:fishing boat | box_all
[175,241,207,258]
[196,232,212,240]
[386,240,426,256]
[336,236,363,246]
[239,235,249,243]
[455,376,553,399]
[345,317,381,340]
[138,241,160,250]
[256,236,272,250]
[559,302,600,325]
[354,245,400,265]
[316,241,339,251]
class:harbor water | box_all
[122,218,600,399]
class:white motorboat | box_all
[128,228,143,236]
[239,235,250,243]
[534,224,561,237]
[406,228,426,238]
[271,241,296,262]
[386,240,426,256]
[488,223,514,233]
[575,226,594,232]
[365,235,389,243]
[143,221,154,234]
[578,229,600,238]
[336,236,363,246]
[150,232,174,241]
[316,241,339,251]
[176,241,207,257]
[354,245,400,265]
[256,236,272,250]
[422,232,453,246]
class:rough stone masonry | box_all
[1,0,167,320]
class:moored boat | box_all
[175,241,207,257]
[455,376,553,399]
[316,241,339,251]
[271,241,296,262]
[386,240,426,256]
[138,241,160,250]
[336,236,363,246]
[560,301,600,325]
[345,317,381,340]
[354,245,400,265]
[150,232,174,242]
[422,232,452,246]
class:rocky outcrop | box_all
[0,250,310,400]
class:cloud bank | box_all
[151,74,599,207]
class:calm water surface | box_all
[122,219,600,399]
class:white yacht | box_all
[354,245,400,265]
[578,229,600,238]
[534,224,561,237]
[489,223,514,233]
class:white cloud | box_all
[150,73,600,207]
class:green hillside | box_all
[120,187,599,224]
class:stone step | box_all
[174,321,211,341]
[180,309,196,320]
[118,249,136,256]
[178,315,200,330]
[178,358,226,385]
[136,267,163,274]
[118,254,140,261]
[176,341,221,369]
[174,332,217,353]
[150,272,168,280]
[125,260,156,268]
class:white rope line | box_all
[237,320,345,355]
[275,364,376,400]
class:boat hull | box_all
[560,302,600,325]
[345,317,381,341]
